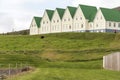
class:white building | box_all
[30,17,42,35]
[73,4,97,32]
[30,4,120,35]
[40,9,54,34]
[51,8,65,33]
[62,6,77,32]
[93,8,120,32]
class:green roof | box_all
[67,6,77,18]
[100,8,120,22]
[34,17,42,28]
[46,10,54,21]
[79,4,97,22]
[56,8,65,19]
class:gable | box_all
[74,6,86,20]
[79,4,97,22]
[100,8,120,22]
[93,9,106,22]
[67,6,77,18]
[56,8,65,19]
[34,17,42,28]
[46,9,54,21]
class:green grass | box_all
[0,32,119,50]
[0,32,120,80]
[8,68,120,80]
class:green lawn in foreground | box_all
[8,68,120,80]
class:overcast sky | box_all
[0,0,120,33]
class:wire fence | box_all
[0,63,33,80]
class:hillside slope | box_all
[0,32,120,67]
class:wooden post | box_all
[21,63,23,72]
[9,64,11,76]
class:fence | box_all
[103,52,120,71]
[0,63,33,80]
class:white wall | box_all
[40,11,51,34]
[88,22,94,32]
[106,21,120,30]
[62,8,73,32]
[73,6,87,32]
[93,9,106,32]
[30,19,39,35]
[51,10,62,33]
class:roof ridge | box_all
[79,4,96,8]
[46,9,54,11]
[34,16,42,18]
[67,6,76,8]
[56,8,65,10]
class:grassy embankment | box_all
[0,32,120,80]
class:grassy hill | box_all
[0,32,120,65]
[0,32,120,80]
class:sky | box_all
[0,0,120,33]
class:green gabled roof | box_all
[34,17,42,28]
[79,4,97,22]
[67,6,77,18]
[56,8,65,19]
[46,9,54,21]
[100,8,120,22]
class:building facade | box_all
[51,8,65,33]
[62,6,77,32]
[93,8,120,32]
[30,4,120,35]
[40,10,54,34]
[30,17,42,35]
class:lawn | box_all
[0,32,120,80]
[8,68,120,80]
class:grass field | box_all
[0,32,120,80]
[8,68,120,80]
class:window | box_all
[57,20,59,22]
[81,24,84,28]
[109,22,111,27]
[90,24,92,28]
[54,20,55,23]
[43,21,45,24]
[114,23,116,27]
[64,19,66,21]
[80,17,82,20]
[69,25,71,29]
[96,24,98,27]
[118,23,120,28]
[76,18,78,20]
[101,16,102,19]
[68,18,70,21]
[32,24,33,27]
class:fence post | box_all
[21,63,23,72]
[16,63,18,74]
[8,64,11,76]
